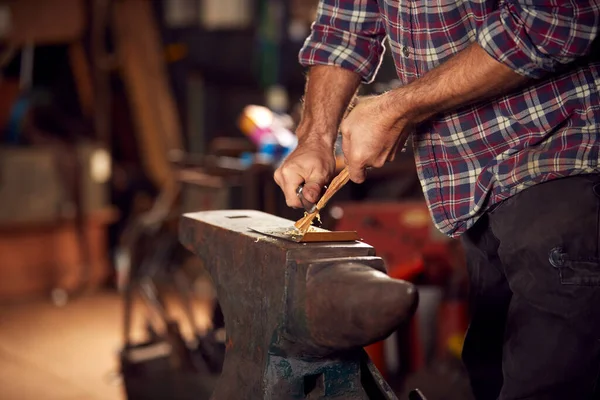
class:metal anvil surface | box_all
[179,210,418,399]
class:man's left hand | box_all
[340,91,414,183]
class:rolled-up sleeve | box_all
[477,1,600,78]
[299,0,386,83]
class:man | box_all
[274,1,600,399]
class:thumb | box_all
[302,181,323,203]
[348,165,367,184]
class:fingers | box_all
[274,167,303,208]
[347,164,367,184]
[343,151,369,184]
[341,128,370,184]
[388,138,402,161]
[301,180,322,204]
[339,94,411,183]
[274,163,329,208]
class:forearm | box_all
[298,65,362,146]
[392,43,530,123]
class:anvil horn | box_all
[306,261,419,349]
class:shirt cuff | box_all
[299,25,386,84]
[478,4,569,79]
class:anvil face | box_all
[248,225,360,243]
[179,210,417,400]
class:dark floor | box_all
[0,291,213,400]
[0,289,474,400]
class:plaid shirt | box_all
[299,0,600,237]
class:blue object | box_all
[5,93,32,144]
[240,152,255,168]
[258,141,278,164]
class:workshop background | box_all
[0,0,473,399]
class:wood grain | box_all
[294,167,350,233]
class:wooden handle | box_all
[315,167,350,210]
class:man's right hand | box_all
[274,135,336,209]
[274,65,362,209]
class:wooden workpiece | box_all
[249,225,359,243]
[295,167,351,233]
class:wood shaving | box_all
[284,225,318,237]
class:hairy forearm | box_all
[391,43,530,123]
[298,65,362,146]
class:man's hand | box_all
[340,92,414,183]
[274,135,336,208]
[273,65,361,209]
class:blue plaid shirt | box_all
[299,0,600,237]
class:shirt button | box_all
[548,247,566,268]
[402,46,410,57]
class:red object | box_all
[333,202,440,271]
[436,300,469,360]
[332,202,462,375]
[364,340,387,377]
[364,257,424,378]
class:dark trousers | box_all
[461,174,600,400]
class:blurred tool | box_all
[238,104,297,165]
[118,222,224,400]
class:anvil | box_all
[179,210,419,399]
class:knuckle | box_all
[346,156,359,168]
[308,171,328,183]
[372,158,385,168]
[340,124,350,136]
[350,147,363,158]
[280,166,297,179]
[342,143,350,156]
[350,172,365,184]
[287,198,301,208]
[348,152,366,167]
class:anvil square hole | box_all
[303,373,324,396]
[226,215,250,219]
